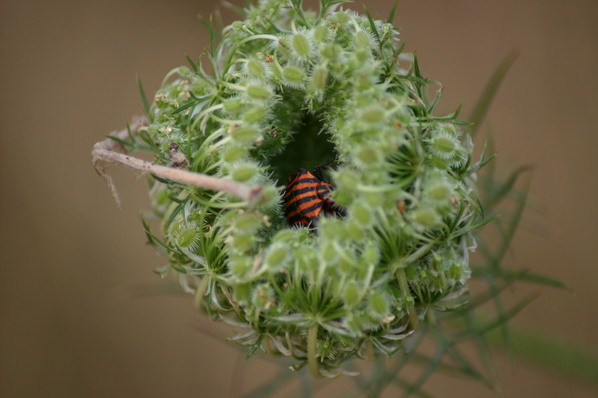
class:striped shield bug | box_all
[282,166,344,228]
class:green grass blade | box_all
[427,86,443,114]
[485,165,533,210]
[185,53,200,74]
[141,217,170,254]
[412,54,422,79]
[493,174,531,266]
[467,140,497,175]
[387,1,399,24]
[510,271,571,290]
[106,134,134,149]
[473,267,572,291]
[172,100,197,115]
[198,13,218,59]
[137,75,150,115]
[364,7,381,45]
[469,49,519,136]
[480,134,497,203]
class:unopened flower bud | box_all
[231,163,259,182]
[246,58,266,77]
[291,33,311,59]
[282,66,305,85]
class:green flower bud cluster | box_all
[136,0,486,372]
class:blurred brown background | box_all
[1,0,597,397]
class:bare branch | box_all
[92,117,262,207]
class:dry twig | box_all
[92,117,262,207]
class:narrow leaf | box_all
[364,7,381,45]
[387,1,399,24]
[410,54,422,80]
[172,101,197,115]
[492,173,531,266]
[185,53,200,73]
[106,134,134,149]
[473,267,571,291]
[427,86,444,114]
[196,14,217,58]
[470,49,519,136]
[509,271,572,290]
[467,141,497,175]
[486,164,533,210]
[137,75,150,115]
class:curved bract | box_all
[138,0,485,374]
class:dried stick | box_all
[92,117,262,207]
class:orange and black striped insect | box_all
[282,167,344,228]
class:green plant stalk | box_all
[396,268,419,329]
[308,323,321,378]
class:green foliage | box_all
[120,0,564,394]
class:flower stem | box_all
[194,276,210,311]
[396,268,419,330]
[307,323,321,378]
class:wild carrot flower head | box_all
[137,0,485,375]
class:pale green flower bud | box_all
[410,207,442,230]
[319,42,339,61]
[231,162,260,182]
[320,241,339,265]
[264,243,288,269]
[230,256,252,277]
[233,212,263,234]
[231,124,259,144]
[230,233,256,252]
[223,97,244,115]
[360,104,385,124]
[309,65,328,92]
[343,281,361,307]
[354,30,372,49]
[282,65,305,85]
[222,145,247,163]
[253,184,280,212]
[428,132,460,160]
[246,83,273,101]
[368,291,390,317]
[291,33,311,59]
[175,226,199,250]
[242,106,269,124]
[423,177,455,207]
[246,58,266,77]
[313,25,329,43]
[351,201,374,226]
